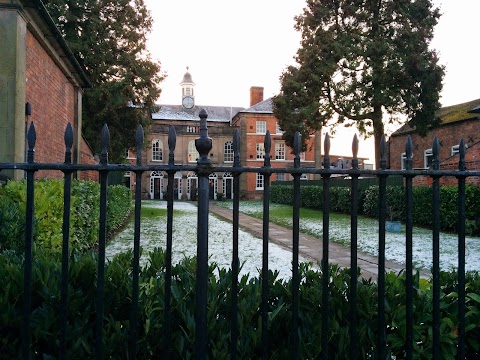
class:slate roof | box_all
[391,98,480,136]
[239,98,274,114]
[152,105,245,122]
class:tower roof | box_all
[180,67,194,85]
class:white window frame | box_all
[275,142,285,160]
[256,143,265,159]
[401,152,407,170]
[424,149,433,169]
[256,173,264,190]
[224,141,234,163]
[276,172,285,182]
[276,122,283,134]
[256,120,266,134]
[299,152,306,161]
[451,145,459,156]
[152,139,163,161]
[188,140,199,162]
[186,126,196,133]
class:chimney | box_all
[250,86,264,106]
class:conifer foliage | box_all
[44,0,163,160]
[273,0,444,165]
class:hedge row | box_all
[1,249,479,358]
[0,179,132,253]
[271,184,480,235]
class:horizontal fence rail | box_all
[0,109,478,359]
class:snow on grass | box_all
[218,201,480,272]
[106,201,310,280]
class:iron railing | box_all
[1,108,478,359]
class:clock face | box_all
[182,96,194,109]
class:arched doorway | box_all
[149,171,165,200]
[174,172,183,200]
[187,172,198,200]
[209,173,218,200]
[222,172,234,199]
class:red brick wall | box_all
[79,137,99,181]
[389,118,480,171]
[242,113,317,198]
[25,31,75,179]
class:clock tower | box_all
[181,67,195,109]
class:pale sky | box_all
[143,0,480,163]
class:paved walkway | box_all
[209,203,405,280]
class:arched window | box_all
[224,141,234,163]
[188,140,199,162]
[152,139,163,161]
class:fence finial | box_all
[352,134,359,169]
[405,136,413,170]
[195,109,212,164]
[100,124,110,164]
[233,128,240,167]
[323,133,330,169]
[294,131,301,168]
[459,138,465,171]
[168,125,177,165]
[135,125,144,165]
[380,135,387,170]
[432,137,440,170]
[27,122,36,163]
[64,123,73,164]
[264,131,271,167]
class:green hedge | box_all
[0,179,132,253]
[272,184,480,235]
[1,249,479,358]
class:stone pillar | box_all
[0,4,27,179]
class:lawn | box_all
[106,200,310,279]
[216,200,480,272]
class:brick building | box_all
[0,0,95,180]
[133,69,369,200]
[388,98,480,186]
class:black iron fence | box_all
[1,109,478,359]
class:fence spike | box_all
[405,136,413,170]
[233,128,240,166]
[264,131,271,167]
[64,123,73,151]
[352,134,359,158]
[100,124,110,164]
[432,137,440,170]
[323,133,330,169]
[324,133,330,156]
[169,125,177,165]
[64,123,73,164]
[27,122,36,164]
[352,134,359,169]
[379,135,387,170]
[135,125,144,165]
[459,138,465,171]
[294,132,301,168]
[27,122,36,150]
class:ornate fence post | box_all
[195,109,212,359]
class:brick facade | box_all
[0,2,92,180]
[25,32,76,178]
[388,99,480,187]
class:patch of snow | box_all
[107,201,310,280]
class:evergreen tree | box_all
[273,0,444,166]
[44,0,163,161]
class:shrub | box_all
[1,249,479,358]
[0,179,131,253]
